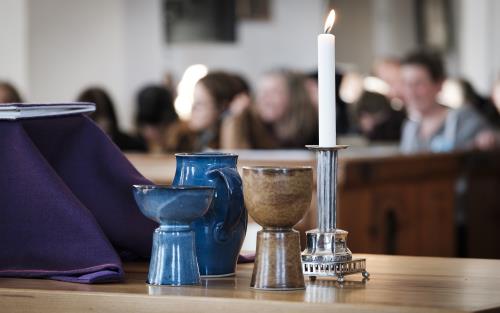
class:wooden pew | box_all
[460,150,500,259]
[126,148,500,258]
[338,152,459,257]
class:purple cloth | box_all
[237,253,255,264]
[0,112,157,283]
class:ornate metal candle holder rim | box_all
[305,145,349,151]
[302,258,369,282]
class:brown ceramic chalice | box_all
[242,166,313,290]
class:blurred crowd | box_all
[1,50,500,154]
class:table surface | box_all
[1,254,500,313]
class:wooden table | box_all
[1,255,500,313]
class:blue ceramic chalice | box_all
[132,185,215,286]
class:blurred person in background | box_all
[373,57,404,102]
[305,71,349,134]
[0,81,24,103]
[354,91,405,142]
[439,77,499,127]
[372,57,407,123]
[400,50,497,153]
[77,87,146,151]
[226,73,252,116]
[492,77,500,115]
[136,84,191,153]
[189,71,247,151]
[458,79,500,128]
[162,71,177,100]
[221,69,317,149]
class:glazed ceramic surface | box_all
[242,166,313,290]
[242,166,313,228]
[133,185,214,285]
[172,153,247,276]
[252,229,304,290]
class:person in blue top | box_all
[399,50,497,153]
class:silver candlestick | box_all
[302,145,369,283]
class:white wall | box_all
[122,0,164,129]
[0,0,28,95]
[332,0,375,73]
[27,0,128,125]
[457,0,500,95]
[372,0,416,59]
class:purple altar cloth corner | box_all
[0,106,156,284]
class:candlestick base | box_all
[301,229,369,282]
[302,145,369,283]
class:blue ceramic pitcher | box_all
[172,152,247,276]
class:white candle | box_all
[318,10,336,147]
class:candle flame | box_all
[324,9,336,33]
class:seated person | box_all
[0,81,24,103]
[458,78,500,128]
[189,71,249,151]
[354,91,405,142]
[227,73,252,116]
[493,78,500,113]
[77,87,146,152]
[488,78,500,127]
[399,51,496,153]
[221,69,318,149]
[305,71,350,134]
[373,57,404,102]
[135,85,192,153]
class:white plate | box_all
[0,103,95,120]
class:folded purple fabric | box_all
[0,109,157,283]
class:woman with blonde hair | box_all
[189,71,249,151]
[221,69,318,149]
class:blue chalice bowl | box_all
[132,185,215,286]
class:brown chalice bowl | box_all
[242,166,313,290]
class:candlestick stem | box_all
[317,149,337,232]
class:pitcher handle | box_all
[207,168,246,242]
